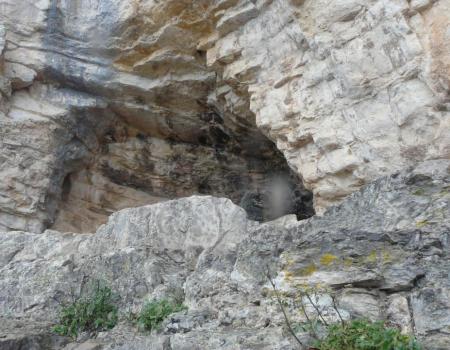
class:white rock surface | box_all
[1,4,450,349]
[209,0,450,211]
[0,0,448,225]
[0,0,314,233]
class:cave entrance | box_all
[51,107,314,233]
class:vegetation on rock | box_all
[136,299,187,331]
[267,269,421,350]
[314,319,421,350]
[52,283,118,338]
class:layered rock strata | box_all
[1,0,449,233]
[0,0,314,233]
[208,0,450,211]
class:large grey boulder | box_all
[269,159,450,349]
[0,160,449,349]
[0,196,255,348]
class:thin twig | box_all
[304,291,329,327]
[331,294,345,327]
[266,267,305,349]
[294,297,319,339]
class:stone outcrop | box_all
[0,0,314,233]
[208,0,450,211]
[0,160,449,349]
[1,0,449,233]
[1,1,450,349]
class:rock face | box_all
[1,2,450,349]
[0,0,314,233]
[0,160,449,349]
[1,0,449,233]
[211,0,450,211]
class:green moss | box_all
[439,186,450,196]
[412,188,426,196]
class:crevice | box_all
[60,174,72,203]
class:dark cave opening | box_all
[51,107,314,233]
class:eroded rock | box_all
[2,0,449,232]
[0,161,448,349]
[0,0,315,234]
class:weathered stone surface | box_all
[1,0,449,232]
[0,195,295,349]
[0,0,315,234]
[1,0,450,348]
[0,161,449,349]
[209,0,450,212]
[272,160,450,349]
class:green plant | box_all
[266,267,421,350]
[137,299,187,331]
[315,319,421,350]
[52,283,119,338]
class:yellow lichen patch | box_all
[382,250,392,264]
[343,257,354,267]
[295,264,317,277]
[293,282,310,291]
[320,253,338,266]
[282,253,296,269]
[365,250,378,264]
[284,270,294,282]
[416,220,429,228]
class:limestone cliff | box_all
[0,0,315,233]
[1,0,449,233]
[0,1,450,350]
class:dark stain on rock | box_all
[101,163,153,193]
[210,126,231,146]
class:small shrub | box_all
[314,319,421,350]
[266,268,421,350]
[137,299,187,331]
[52,283,118,338]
